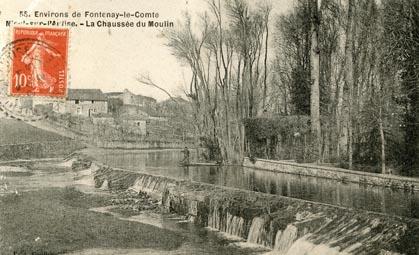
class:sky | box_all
[0,0,294,101]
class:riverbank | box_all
[0,159,186,255]
[0,119,85,161]
[0,187,185,254]
[244,157,419,191]
[94,162,419,255]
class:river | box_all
[86,148,419,219]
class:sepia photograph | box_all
[0,0,418,254]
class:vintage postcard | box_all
[0,0,418,255]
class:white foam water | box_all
[264,236,349,255]
[205,227,245,242]
[273,224,298,253]
[99,179,109,190]
[247,217,266,244]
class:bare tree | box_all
[310,0,322,162]
[136,74,179,105]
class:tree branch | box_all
[135,74,179,106]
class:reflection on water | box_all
[88,148,419,219]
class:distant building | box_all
[105,89,156,107]
[105,89,157,116]
[92,114,115,125]
[105,92,123,99]
[65,89,108,117]
[121,89,156,107]
[118,114,148,136]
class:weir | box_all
[94,165,419,254]
[90,149,419,219]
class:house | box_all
[65,89,108,117]
[105,89,157,115]
[105,89,156,107]
[118,114,148,136]
[105,92,123,99]
[121,89,156,107]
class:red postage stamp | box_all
[10,27,69,97]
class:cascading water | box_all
[265,215,406,255]
[207,201,221,230]
[207,200,247,240]
[283,237,344,255]
[225,212,245,237]
[273,230,282,250]
[247,217,267,245]
[197,195,409,254]
[272,224,298,253]
[94,166,415,255]
[129,175,168,194]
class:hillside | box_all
[0,119,85,160]
[0,119,67,145]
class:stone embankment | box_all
[244,157,419,191]
[93,164,419,255]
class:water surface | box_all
[87,148,419,219]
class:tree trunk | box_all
[344,0,354,169]
[379,107,386,174]
[262,21,269,109]
[310,0,321,162]
[336,80,344,159]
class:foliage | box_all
[273,1,312,115]
[382,0,419,175]
[164,0,418,175]
[244,116,318,162]
[269,0,418,175]
[108,97,123,115]
[244,116,310,139]
[199,136,222,161]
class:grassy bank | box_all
[0,187,184,255]
[0,119,85,160]
[0,119,66,144]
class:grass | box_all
[0,187,185,254]
[0,119,85,160]
[0,119,67,145]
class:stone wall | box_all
[93,165,419,255]
[65,100,108,117]
[243,157,419,191]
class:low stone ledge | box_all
[244,157,419,191]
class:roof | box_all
[105,92,123,97]
[140,95,157,102]
[67,89,107,101]
[123,89,157,103]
